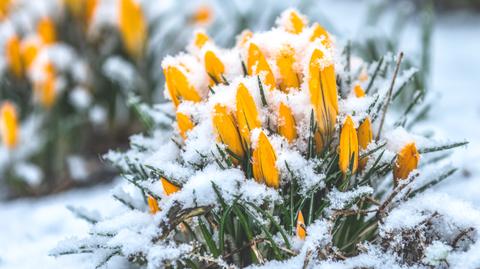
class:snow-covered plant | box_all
[51,9,475,268]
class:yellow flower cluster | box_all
[154,9,420,223]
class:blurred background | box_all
[0,0,479,267]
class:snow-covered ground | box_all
[1,5,479,269]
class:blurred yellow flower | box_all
[37,17,57,44]
[34,62,56,109]
[5,35,23,78]
[118,0,147,59]
[193,31,209,49]
[0,101,19,149]
[354,84,365,98]
[192,5,212,25]
[21,39,41,70]
[147,195,159,214]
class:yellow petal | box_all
[37,17,56,44]
[212,104,245,159]
[354,84,365,98]
[176,112,194,140]
[85,0,98,26]
[252,131,279,188]
[357,117,372,170]
[204,50,225,85]
[247,43,275,90]
[5,35,23,78]
[161,177,180,195]
[0,0,11,20]
[118,0,146,58]
[236,83,261,145]
[193,31,209,49]
[393,143,420,182]
[286,10,306,34]
[147,195,159,214]
[0,101,18,149]
[278,102,297,143]
[237,30,253,48]
[339,116,358,175]
[310,22,331,47]
[296,211,306,240]
[276,45,299,92]
[163,68,180,107]
[165,66,202,103]
[309,49,337,151]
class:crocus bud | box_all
[164,66,202,104]
[276,45,299,92]
[161,177,179,196]
[278,102,297,143]
[393,143,420,182]
[212,104,245,159]
[236,83,261,145]
[118,0,146,59]
[252,131,279,188]
[0,101,19,149]
[296,211,306,240]
[147,195,159,214]
[176,112,194,140]
[5,35,23,77]
[339,116,358,175]
[204,50,225,85]
[284,9,306,34]
[37,17,56,44]
[357,117,372,170]
[247,43,275,90]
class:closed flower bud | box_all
[252,131,279,188]
[34,62,56,109]
[339,116,358,175]
[357,117,372,170]
[247,43,275,90]
[204,50,225,85]
[236,30,253,48]
[284,10,306,34]
[85,0,98,26]
[147,195,159,214]
[236,83,261,145]
[278,102,297,143]
[0,0,11,20]
[161,177,179,195]
[310,23,331,47]
[309,49,338,151]
[296,211,306,240]
[192,5,212,25]
[0,101,19,149]
[118,0,146,59]
[176,112,194,140]
[37,17,56,44]
[193,31,209,49]
[212,104,245,159]
[21,39,41,70]
[276,45,299,92]
[164,66,202,105]
[5,35,23,78]
[354,84,365,98]
[393,143,420,182]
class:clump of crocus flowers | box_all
[151,9,421,239]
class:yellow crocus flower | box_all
[21,39,41,70]
[393,143,420,182]
[161,177,180,195]
[192,5,212,25]
[37,17,56,44]
[310,23,331,47]
[296,211,306,240]
[0,0,11,20]
[309,49,338,151]
[5,35,23,78]
[252,131,279,188]
[164,66,202,104]
[176,112,194,140]
[247,43,275,90]
[339,116,358,175]
[204,50,225,85]
[278,102,297,143]
[212,104,245,159]
[147,195,159,214]
[285,10,306,34]
[0,101,18,149]
[118,0,147,59]
[236,83,261,145]
[237,30,253,48]
[193,31,209,49]
[357,117,372,170]
[34,62,56,109]
[276,45,299,92]
[354,84,365,98]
